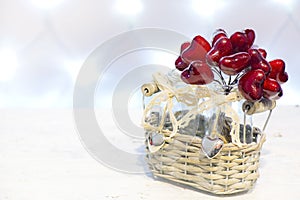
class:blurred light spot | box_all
[272,0,295,10]
[115,0,142,15]
[31,0,64,9]
[192,0,224,17]
[0,49,18,81]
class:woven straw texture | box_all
[145,131,265,195]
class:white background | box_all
[0,0,300,199]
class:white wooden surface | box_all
[0,106,300,200]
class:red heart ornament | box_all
[269,59,288,84]
[212,29,227,47]
[175,56,188,71]
[263,77,283,100]
[181,35,211,64]
[244,29,255,48]
[230,31,250,53]
[181,61,214,85]
[180,42,191,53]
[206,37,233,65]
[219,52,251,75]
[175,42,192,71]
[248,48,271,75]
[238,69,266,101]
[258,48,267,58]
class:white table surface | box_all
[0,106,300,200]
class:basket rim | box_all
[147,128,266,153]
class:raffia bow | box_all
[142,72,244,153]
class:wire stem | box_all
[228,75,232,85]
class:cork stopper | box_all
[243,98,276,115]
[141,83,159,97]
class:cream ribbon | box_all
[142,73,244,153]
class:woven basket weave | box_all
[145,130,265,194]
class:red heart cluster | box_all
[175,28,288,102]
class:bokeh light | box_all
[0,48,18,82]
[115,0,143,15]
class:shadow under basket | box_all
[145,131,265,195]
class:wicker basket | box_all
[142,72,267,195]
[145,130,265,195]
